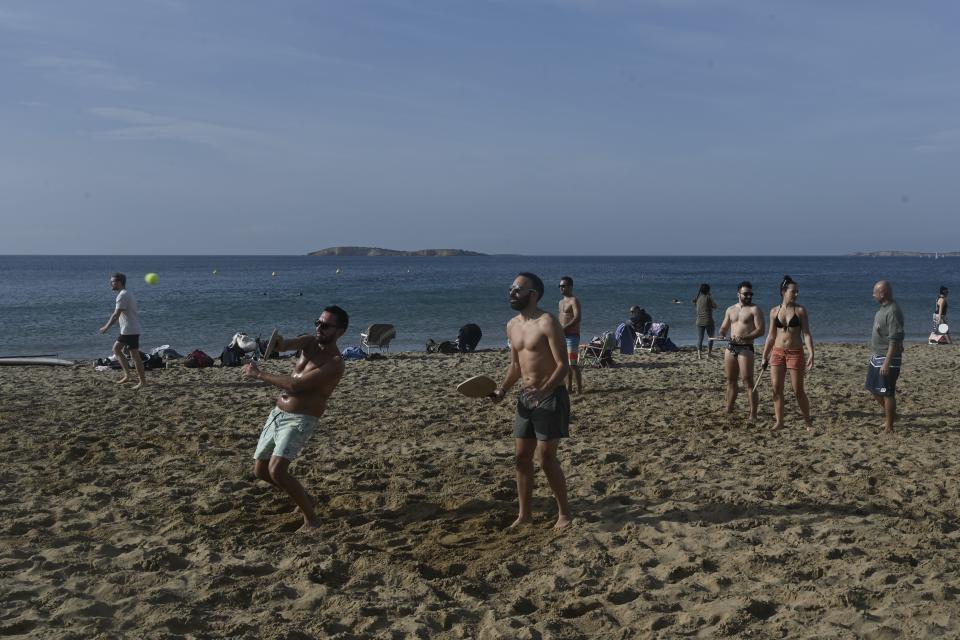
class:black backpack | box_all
[456,323,482,352]
[220,345,245,367]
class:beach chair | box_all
[361,323,396,352]
[578,331,615,367]
[637,322,669,353]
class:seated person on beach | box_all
[718,281,765,421]
[241,306,348,532]
[629,306,652,334]
[760,276,815,432]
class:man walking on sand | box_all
[242,306,348,531]
[99,272,147,390]
[867,281,904,434]
[558,276,583,394]
[492,272,573,530]
[719,281,765,421]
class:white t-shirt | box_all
[115,289,142,335]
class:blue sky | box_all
[2,1,958,255]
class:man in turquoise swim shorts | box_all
[242,306,348,532]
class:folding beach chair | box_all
[360,323,396,352]
[578,331,616,368]
[636,322,670,353]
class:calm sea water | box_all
[0,255,956,359]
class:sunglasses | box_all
[509,286,536,296]
[315,320,339,330]
[558,283,571,288]
[739,292,754,297]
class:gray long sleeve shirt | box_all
[871,300,905,358]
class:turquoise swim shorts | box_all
[253,406,319,460]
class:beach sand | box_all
[2,343,960,638]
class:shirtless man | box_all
[242,306,348,531]
[492,272,572,530]
[558,276,583,394]
[718,281,766,421]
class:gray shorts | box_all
[253,407,319,460]
[514,386,570,441]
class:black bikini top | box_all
[774,309,801,329]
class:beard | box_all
[510,296,528,310]
[316,332,338,345]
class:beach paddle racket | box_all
[752,361,768,393]
[708,336,729,342]
[938,322,949,334]
[457,375,497,398]
[262,329,280,360]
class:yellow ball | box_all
[144,273,159,285]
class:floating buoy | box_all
[335,268,342,275]
[272,271,277,277]
[212,269,218,275]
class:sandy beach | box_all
[2,342,960,638]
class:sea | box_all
[0,255,955,360]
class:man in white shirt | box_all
[99,272,147,389]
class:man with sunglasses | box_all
[557,276,583,394]
[719,281,765,422]
[491,272,573,530]
[242,305,348,532]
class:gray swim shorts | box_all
[514,386,570,441]
[253,407,319,460]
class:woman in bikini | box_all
[760,275,814,431]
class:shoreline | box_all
[2,343,959,637]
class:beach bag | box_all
[929,332,949,345]
[341,346,367,360]
[437,340,458,354]
[220,345,245,366]
[184,349,214,368]
[144,353,165,370]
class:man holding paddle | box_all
[241,306,348,532]
[491,272,573,530]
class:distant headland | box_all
[847,251,959,257]
[308,246,487,257]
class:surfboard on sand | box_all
[456,375,497,398]
[262,329,280,360]
[0,356,75,366]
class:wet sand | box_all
[2,343,960,638]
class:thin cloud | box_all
[87,107,275,150]
[26,56,138,91]
[914,129,960,154]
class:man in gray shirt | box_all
[866,280,904,433]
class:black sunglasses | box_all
[315,320,339,330]
[558,283,571,288]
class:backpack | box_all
[456,323,482,352]
[184,349,214,368]
[220,345,245,366]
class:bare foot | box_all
[509,515,533,529]
[297,518,322,533]
[115,376,131,385]
[553,515,572,530]
[296,493,321,514]
[131,381,145,390]
[805,421,815,432]
[882,427,894,434]
[770,422,784,431]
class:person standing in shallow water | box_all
[693,283,717,360]
[99,272,147,390]
[760,276,815,432]
[492,272,572,530]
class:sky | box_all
[2,0,958,255]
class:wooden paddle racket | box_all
[261,329,280,361]
[752,360,768,393]
[457,375,497,398]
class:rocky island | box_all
[308,246,486,257]
[847,251,959,257]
